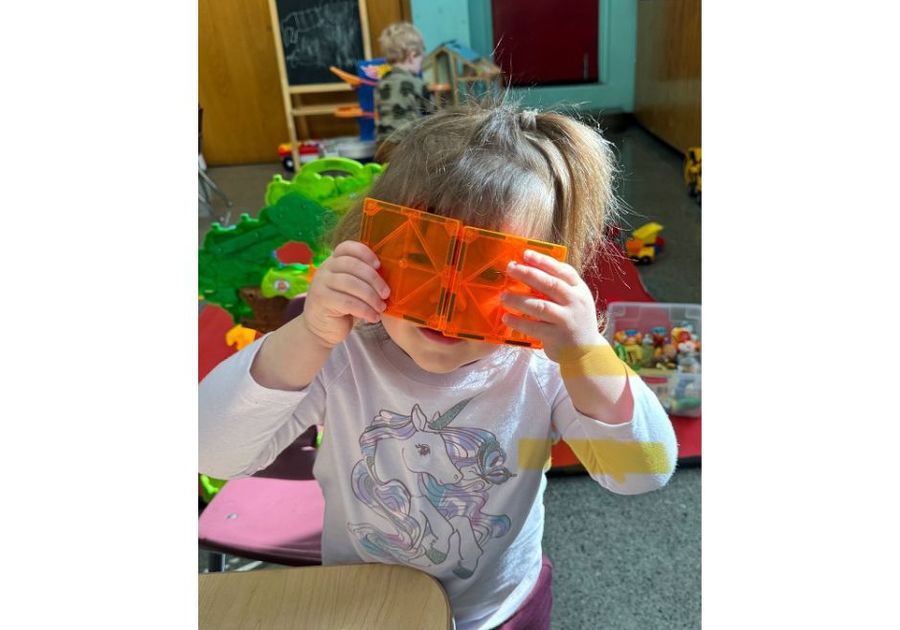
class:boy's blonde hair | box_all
[333,100,621,275]
[378,22,425,64]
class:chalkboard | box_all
[274,0,367,87]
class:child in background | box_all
[374,22,431,152]
[199,102,677,630]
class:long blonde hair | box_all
[332,100,621,273]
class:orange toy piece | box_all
[225,324,259,351]
[328,65,377,87]
[360,198,461,331]
[359,198,567,348]
[336,105,375,119]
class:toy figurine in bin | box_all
[605,302,702,417]
[613,329,645,366]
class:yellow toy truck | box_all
[625,222,665,264]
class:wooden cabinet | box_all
[634,0,701,154]
[199,0,411,166]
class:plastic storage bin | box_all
[603,301,702,417]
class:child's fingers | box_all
[333,240,382,270]
[326,290,383,323]
[501,312,552,340]
[522,249,581,286]
[327,255,391,299]
[506,260,573,304]
[326,273,387,315]
[500,292,566,325]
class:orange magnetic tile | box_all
[359,198,460,329]
[359,198,568,348]
[442,227,568,348]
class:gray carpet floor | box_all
[544,468,700,629]
[199,120,701,629]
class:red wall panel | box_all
[492,0,599,86]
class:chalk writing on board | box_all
[280,1,362,71]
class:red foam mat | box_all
[199,304,242,382]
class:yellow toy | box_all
[625,222,664,265]
[613,330,645,366]
[225,324,258,351]
[684,147,701,204]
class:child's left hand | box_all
[500,249,605,362]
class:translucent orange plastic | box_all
[360,198,461,330]
[359,198,568,348]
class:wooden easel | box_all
[267,0,372,170]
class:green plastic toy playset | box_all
[199,157,383,328]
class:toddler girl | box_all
[199,102,677,630]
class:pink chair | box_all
[198,426,323,568]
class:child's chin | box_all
[412,348,496,374]
[412,355,466,374]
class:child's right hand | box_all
[300,240,390,348]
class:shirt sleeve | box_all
[549,369,678,495]
[198,335,329,479]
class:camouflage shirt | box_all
[375,68,431,144]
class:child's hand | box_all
[500,249,605,362]
[300,241,390,348]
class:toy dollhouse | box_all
[422,40,503,107]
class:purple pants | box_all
[495,553,553,630]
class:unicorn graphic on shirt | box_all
[348,397,515,579]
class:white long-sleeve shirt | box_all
[199,324,677,630]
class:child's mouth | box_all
[418,327,464,345]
